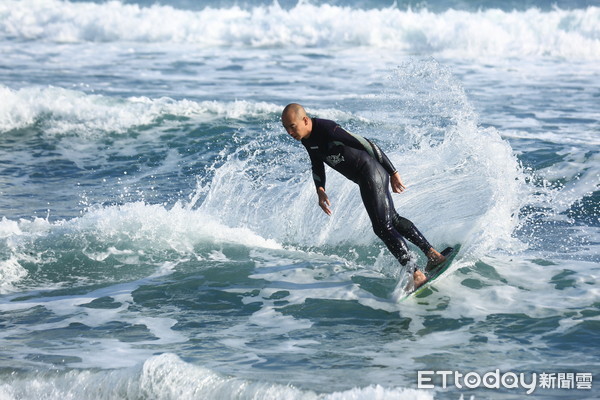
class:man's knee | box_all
[372,220,393,239]
[393,215,414,233]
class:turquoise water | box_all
[0,1,598,399]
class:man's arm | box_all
[308,152,332,215]
[364,138,397,176]
[309,151,326,190]
[366,140,406,192]
[317,186,332,215]
[390,172,406,193]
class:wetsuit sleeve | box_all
[329,125,398,176]
[365,138,397,176]
[309,152,326,189]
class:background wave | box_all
[1,0,598,58]
[0,85,282,136]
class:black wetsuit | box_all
[302,118,431,266]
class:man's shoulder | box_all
[313,117,337,128]
[312,118,339,137]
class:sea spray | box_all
[197,59,527,270]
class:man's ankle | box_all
[413,269,427,288]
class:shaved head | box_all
[281,103,313,141]
[281,103,307,121]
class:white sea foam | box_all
[73,201,284,252]
[0,216,52,293]
[2,201,283,254]
[0,85,281,135]
[0,200,285,292]
[0,256,28,294]
[0,216,22,238]
[0,0,598,58]
[0,353,434,400]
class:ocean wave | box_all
[0,0,598,58]
[0,201,283,293]
[0,353,434,400]
[0,85,361,137]
[0,201,283,254]
[0,85,281,135]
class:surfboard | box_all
[401,244,460,300]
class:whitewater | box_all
[0,0,598,399]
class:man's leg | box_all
[391,213,431,254]
[359,164,445,289]
[392,213,446,269]
[359,171,412,266]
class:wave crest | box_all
[1,1,598,58]
[0,85,281,135]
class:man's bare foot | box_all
[413,269,427,289]
[425,248,447,272]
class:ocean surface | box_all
[0,0,599,399]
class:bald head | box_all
[282,103,307,121]
[281,103,312,141]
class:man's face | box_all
[282,113,310,141]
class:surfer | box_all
[281,103,446,289]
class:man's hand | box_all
[390,172,406,193]
[317,187,332,215]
